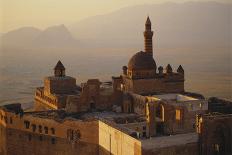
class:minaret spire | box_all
[144,16,154,56]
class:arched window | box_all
[156,104,164,122]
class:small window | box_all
[199,103,202,109]
[189,104,193,110]
[51,128,55,135]
[28,134,32,141]
[39,125,42,133]
[24,121,30,129]
[32,124,36,132]
[44,127,48,134]
[143,126,146,130]
[39,136,43,141]
[51,138,56,144]
[142,132,146,137]
[176,110,181,121]
[4,116,8,124]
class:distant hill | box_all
[33,25,77,47]
[1,25,77,48]
[1,27,42,47]
[69,2,231,48]
[1,2,231,49]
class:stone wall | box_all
[1,107,146,155]
[158,101,207,135]
[1,127,98,155]
[44,76,77,95]
[0,109,100,155]
[199,114,232,155]
[0,124,7,155]
[98,121,142,155]
[36,78,117,112]
[142,142,198,155]
[129,78,184,95]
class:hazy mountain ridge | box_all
[1,2,231,49]
[1,27,42,47]
[33,25,77,47]
[69,1,231,48]
[1,25,77,48]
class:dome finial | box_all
[177,65,184,74]
[166,64,173,74]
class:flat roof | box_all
[152,94,198,102]
[141,133,198,150]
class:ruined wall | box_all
[98,120,142,155]
[36,78,117,112]
[160,101,207,135]
[120,121,147,138]
[131,94,147,115]
[35,87,68,111]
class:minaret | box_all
[144,16,154,56]
[54,60,65,77]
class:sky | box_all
[0,0,230,32]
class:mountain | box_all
[1,27,42,47]
[33,25,77,47]
[69,2,231,48]
[1,2,230,49]
[1,25,77,48]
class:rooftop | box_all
[152,94,199,102]
[141,133,198,150]
[0,103,23,114]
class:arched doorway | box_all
[156,103,164,121]
[156,102,165,135]
[90,96,96,109]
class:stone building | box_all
[113,17,184,95]
[0,17,231,155]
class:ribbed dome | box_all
[128,51,156,70]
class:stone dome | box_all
[128,51,156,70]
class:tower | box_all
[144,16,154,56]
[54,60,65,77]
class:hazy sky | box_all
[0,0,230,32]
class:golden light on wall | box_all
[175,109,181,121]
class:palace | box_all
[0,17,231,155]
